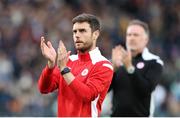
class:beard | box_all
[126,43,138,51]
[75,42,93,53]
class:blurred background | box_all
[0,0,179,116]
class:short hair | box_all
[128,19,150,38]
[72,13,101,32]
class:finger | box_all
[41,38,51,57]
[40,36,45,48]
[57,48,61,62]
[113,48,121,57]
[115,45,124,55]
[59,40,68,54]
[127,49,132,58]
[114,45,120,50]
[112,48,122,62]
[58,40,61,48]
[119,45,126,54]
[116,45,122,49]
[41,37,45,53]
[47,41,53,48]
[57,48,65,61]
[58,40,63,53]
[61,41,67,53]
[114,45,122,55]
[115,44,121,48]
[58,40,63,48]
[67,51,71,58]
[57,48,61,55]
[40,36,44,46]
[58,50,70,60]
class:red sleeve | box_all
[68,62,113,102]
[38,65,60,94]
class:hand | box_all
[118,45,133,69]
[112,45,123,69]
[57,40,71,71]
[40,36,56,69]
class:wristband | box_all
[127,66,135,74]
[61,67,70,75]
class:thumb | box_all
[127,49,131,57]
[67,51,71,58]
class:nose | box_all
[73,33,80,42]
[128,36,134,41]
[74,31,80,39]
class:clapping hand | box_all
[112,45,132,69]
[57,40,71,71]
[40,37,56,69]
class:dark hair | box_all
[72,13,101,32]
[128,19,150,38]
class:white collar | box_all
[142,47,164,65]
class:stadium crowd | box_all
[0,0,179,116]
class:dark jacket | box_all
[110,48,164,117]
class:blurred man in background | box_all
[38,13,113,117]
[110,19,164,116]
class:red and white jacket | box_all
[38,47,113,117]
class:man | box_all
[110,20,164,116]
[38,13,113,117]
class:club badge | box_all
[136,62,145,69]
[81,68,89,76]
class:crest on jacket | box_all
[81,68,89,76]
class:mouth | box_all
[126,44,137,51]
[75,41,83,44]
[130,49,136,52]
[75,42,83,47]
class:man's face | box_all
[126,25,148,53]
[73,22,96,53]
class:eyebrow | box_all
[126,32,140,36]
[72,28,86,32]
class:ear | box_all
[145,37,149,45]
[93,30,100,40]
[144,33,149,45]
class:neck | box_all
[131,51,139,57]
[78,45,96,54]
[78,47,96,54]
[131,48,144,57]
